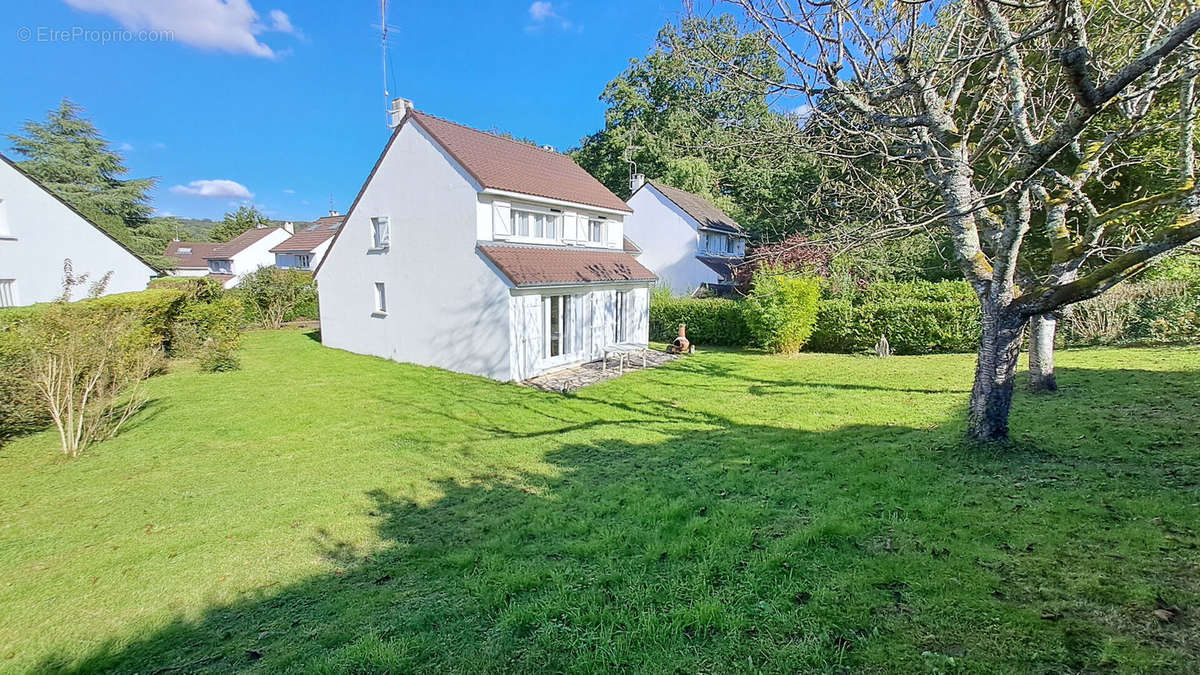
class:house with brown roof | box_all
[315,99,655,382]
[165,223,292,288]
[623,177,748,295]
[271,211,344,270]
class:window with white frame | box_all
[511,207,562,241]
[371,216,390,249]
[613,291,628,343]
[373,282,387,314]
[544,294,578,358]
[588,219,606,245]
[208,259,231,274]
[725,235,738,255]
[0,279,16,307]
[294,254,312,269]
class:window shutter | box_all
[605,219,620,247]
[492,201,512,237]
[562,213,578,241]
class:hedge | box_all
[743,269,823,353]
[649,296,752,346]
[810,297,980,354]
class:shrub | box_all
[809,281,981,354]
[175,295,244,372]
[856,280,976,304]
[21,303,163,457]
[743,266,823,353]
[236,267,317,329]
[1062,281,1199,346]
[649,294,752,346]
[809,299,855,352]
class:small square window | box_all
[0,199,9,237]
[373,282,387,314]
[371,217,390,249]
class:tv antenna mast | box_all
[377,0,400,127]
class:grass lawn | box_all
[1,330,1198,672]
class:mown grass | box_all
[1,330,1198,672]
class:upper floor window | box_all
[209,259,231,274]
[0,199,9,237]
[588,219,606,245]
[511,208,561,241]
[371,216,390,249]
[295,254,312,269]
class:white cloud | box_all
[152,141,167,150]
[791,103,815,119]
[117,141,134,152]
[526,1,574,31]
[62,0,300,59]
[282,188,296,195]
[169,179,254,199]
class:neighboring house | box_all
[203,224,292,289]
[164,240,220,277]
[316,99,655,382]
[272,211,344,270]
[623,177,748,294]
[0,152,158,307]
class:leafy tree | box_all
[573,16,823,239]
[719,0,1200,440]
[6,99,166,262]
[210,205,271,243]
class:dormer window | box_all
[587,219,606,245]
[510,207,562,242]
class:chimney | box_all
[329,209,339,217]
[388,97,413,128]
[283,221,294,234]
[630,173,646,192]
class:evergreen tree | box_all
[7,99,160,257]
[210,205,271,242]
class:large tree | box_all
[210,205,271,243]
[6,99,170,261]
[573,15,824,239]
[713,0,1200,440]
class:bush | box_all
[1062,281,1199,346]
[175,295,244,372]
[743,267,823,353]
[649,293,752,346]
[810,281,981,354]
[235,267,317,328]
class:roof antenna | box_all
[624,129,644,193]
[380,0,391,129]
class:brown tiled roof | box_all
[208,226,283,259]
[206,273,234,283]
[270,219,342,253]
[410,111,630,213]
[164,240,219,268]
[643,180,744,234]
[622,235,642,254]
[478,244,655,287]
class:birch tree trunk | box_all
[967,303,1028,441]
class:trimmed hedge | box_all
[649,296,752,346]
[811,297,980,354]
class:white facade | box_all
[317,117,650,382]
[0,155,157,306]
[206,227,291,289]
[624,183,747,295]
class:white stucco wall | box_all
[0,158,156,306]
[624,186,723,295]
[317,121,514,380]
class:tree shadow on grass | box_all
[34,367,1200,673]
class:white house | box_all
[200,224,292,289]
[0,152,158,306]
[272,212,344,271]
[316,100,655,382]
[623,177,748,295]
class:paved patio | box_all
[522,350,679,393]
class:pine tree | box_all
[6,99,166,261]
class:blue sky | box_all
[1,1,685,221]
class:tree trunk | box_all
[967,303,1028,442]
[1027,313,1057,392]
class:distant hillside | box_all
[149,217,313,247]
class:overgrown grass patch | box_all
[1,332,1197,672]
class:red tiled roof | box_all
[208,227,283,259]
[696,256,739,281]
[643,180,744,234]
[270,220,342,253]
[622,235,642,254]
[164,240,219,269]
[410,111,631,213]
[478,243,655,287]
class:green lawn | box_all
[1,331,1198,673]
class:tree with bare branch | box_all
[709,0,1200,440]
